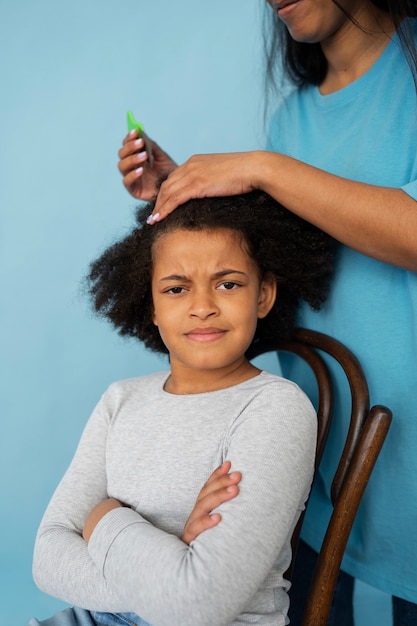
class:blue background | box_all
[0,1,390,624]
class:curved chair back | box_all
[249,327,392,625]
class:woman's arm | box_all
[148,150,417,272]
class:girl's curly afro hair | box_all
[87,191,338,355]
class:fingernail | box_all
[153,212,160,222]
[135,167,144,175]
[129,130,136,137]
[229,472,240,480]
[138,151,147,159]
[146,212,160,225]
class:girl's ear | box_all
[257,272,277,319]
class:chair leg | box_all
[301,406,392,626]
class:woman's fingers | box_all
[118,140,147,174]
[149,152,257,223]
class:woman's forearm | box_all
[152,150,417,271]
[255,150,417,271]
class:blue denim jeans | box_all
[27,608,151,626]
[92,613,150,626]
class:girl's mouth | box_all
[185,328,227,343]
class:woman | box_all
[117,2,417,624]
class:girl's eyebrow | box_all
[213,270,248,279]
[158,269,248,282]
[158,274,189,282]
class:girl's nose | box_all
[189,290,219,319]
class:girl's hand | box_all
[118,130,177,201]
[181,461,241,545]
[83,498,124,543]
[148,151,261,224]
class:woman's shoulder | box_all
[269,84,308,118]
[267,84,312,149]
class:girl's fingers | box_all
[182,484,239,543]
[195,481,240,516]
[181,463,241,544]
[182,512,222,544]
[205,461,232,485]
[199,462,241,502]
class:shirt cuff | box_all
[88,506,147,575]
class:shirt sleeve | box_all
[87,382,316,626]
[401,179,417,202]
[32,390,128,612]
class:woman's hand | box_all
[181,461,241,545]
[83,498,124,544]
[118,130,177,201]
[148,151,261,223]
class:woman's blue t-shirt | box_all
[267,23,417,602]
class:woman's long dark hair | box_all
[264,0,417,88]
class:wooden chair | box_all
[248,327,392,626]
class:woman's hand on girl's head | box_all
[148,151,262,224]
[181,461,241,545]
[118,129,177,201]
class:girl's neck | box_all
[320,8,395,94]
[164,359,261,395]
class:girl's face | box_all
[151,228,276,394]
[267,0,366,45]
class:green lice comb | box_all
[127,110,153,167]
[127,110,145,137]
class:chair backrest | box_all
[248,327,392,626]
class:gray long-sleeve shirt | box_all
[33,370,316,626]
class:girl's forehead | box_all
[151,228,256,274]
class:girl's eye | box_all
[167,286,186,294]
[218,281,239,290]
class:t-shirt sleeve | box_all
[401,179,417,202]
[266,106,282,152]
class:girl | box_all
[29,191,336,626]
[117,3,417,624]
